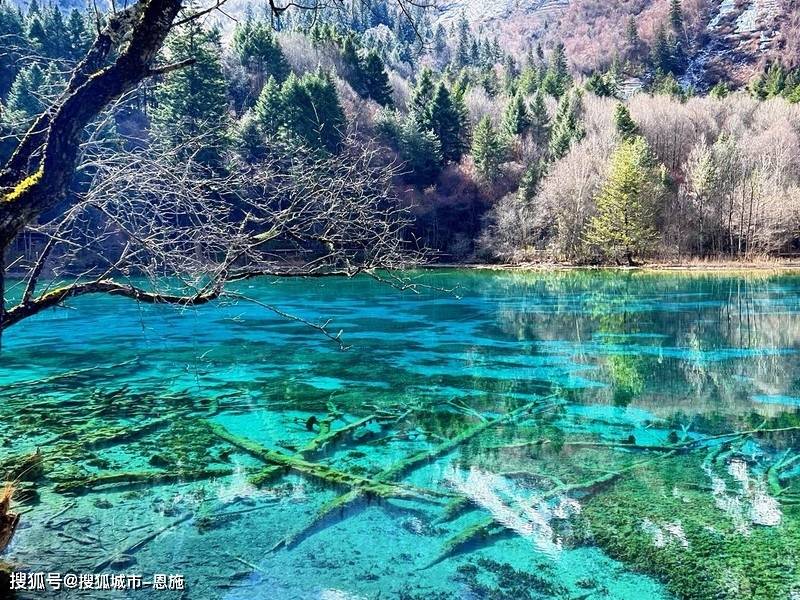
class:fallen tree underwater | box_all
[5,375,800,584]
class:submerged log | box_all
[54,468,244,495]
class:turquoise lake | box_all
[3,269,800,599]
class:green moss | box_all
[582,456,800,600]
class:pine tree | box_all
[27,16,47,54]
[542,43,571,98]
[653,72,684,98]
[152,22,230,164]
[66,9,90,62]
[340,34,366,95]
[233,18,290,84]
[585,136,661,264]
[517,162,542,203]
[782,70,800,100]
[613,103,639,140]
[764,62,786,98]
[624,16,642,62]
[586,72,617,97]
[432,24,449,66]
[4,63,47,130]
[410,67,435,125]
[669,0,684,35]
[518,64,541,95]
[748,72,767,100]
[27,0,40,18]
[426,82,467,163]
[471,116,505,181]
[42,7,69,58]
[650,26,672,73]
[502,92,531,137]
[454,13,471,67]
[361,50,393,106]
[253,75,283,135]
[398,116,443,184]
[0,3,27,97]
[548,89,584,160]
[280,69,346,152]
[530,90,549,142]
[234,110,268,161]
[709,81,730,99]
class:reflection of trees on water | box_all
[477,270,800,421]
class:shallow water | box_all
[2,269,800,599]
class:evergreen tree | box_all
[585,136,662,264]
[432,24,449,66]
[479,68,500,97]
[650,26,671,73]
[426,82,467,163]
[613,103,639,140]
[4,63,47,130]
[585,72,617,97]
[27,16,47,54]
[542,43,571,98]
[624,16,642,62]
[454,13,471,67]
[471,116,505,181]
[764,62,786,98]
[361,50,393,106]
[340,34,366,95]
[530,90,550,142]
[66,9,90,62]
[397,115,443,184]
[253,75,283,135]
[748,72,767,100]
[152,22,230,164]
[27,0,41,18]
[410,67,435,124]
[0,3,26,97]
[517,162,542,203]
[548,89,584,160]
[234,110,268,161]
[709,81,730,99]
[651,25,686,75]
[233,18,291,85]
[502,92,531,137]
[518,64,541,95]
[42,7,69,58]
[279,69,346,152]
[782,70,800,100]
[669,0,684,36]
[653,71,684,98]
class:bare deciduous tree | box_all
[0,0,434,341]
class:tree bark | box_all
[0,0,184,251]
[0,279,223,331]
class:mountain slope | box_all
[435,0,796,85]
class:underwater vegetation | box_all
[3,270,800,598]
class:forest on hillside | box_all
[1,0,800,272]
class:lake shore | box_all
[429,259,800,272]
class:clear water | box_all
[3,269,800,599]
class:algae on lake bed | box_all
[2,270,800,599]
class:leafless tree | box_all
[0,0,435,343]
[3,131,424,347]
